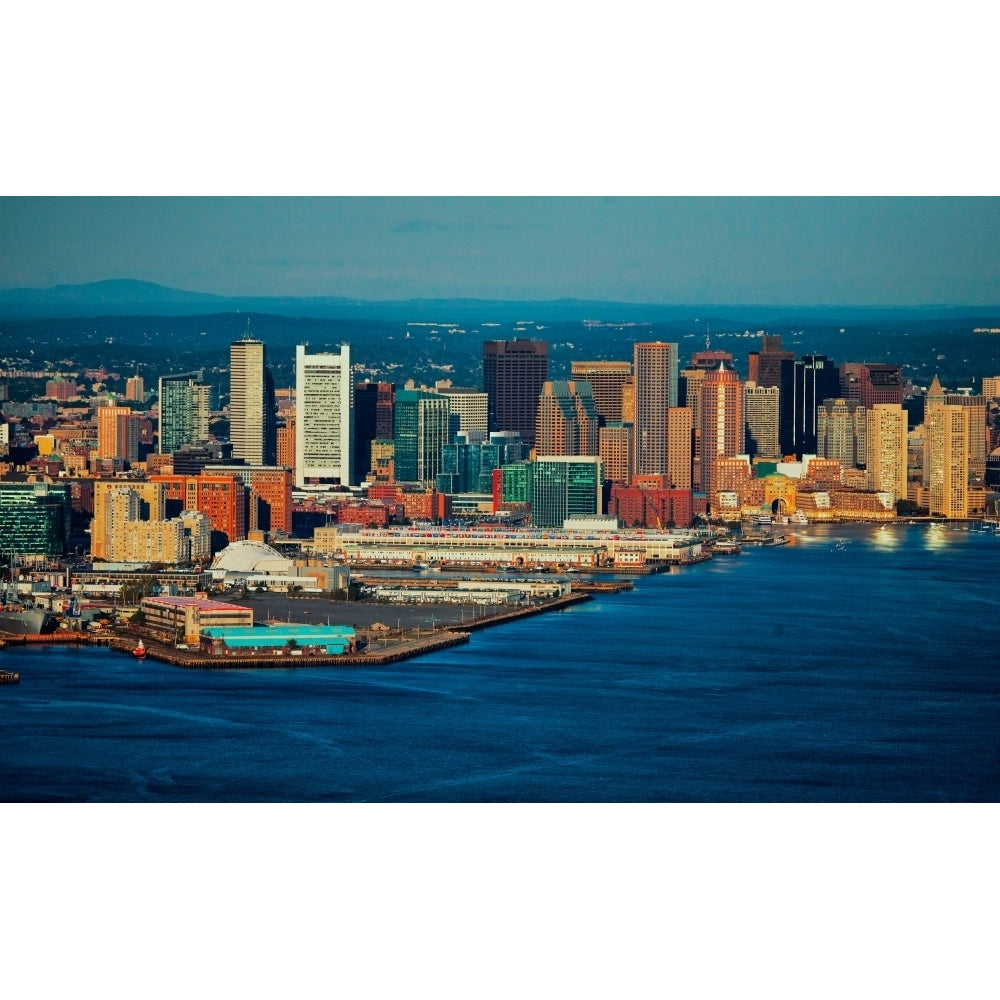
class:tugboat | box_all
[132,639,147,658]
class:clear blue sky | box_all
[1,197,997,306]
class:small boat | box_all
[0,669,20,685]
[133,639,147,658]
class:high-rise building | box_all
[839,363,904,409]
[700,362,744,503]
[866,403,908,503]
[125,375,145,403]
[276,412,296,471]
[817,398,866,468]
[295,344,353,488]
[599,423,633,485]
[209,465,294,535]
[534,381,600,457]
[944,392,987,481]
[529,456,604,528]
[749,336,796,455]
[97,405,140,463]
[667,407,693,490]
[569,361,632,424]
[436,385,489,439]
[983,376,1000,454]
[633,342,679,476]
[354,382,395,482]
[150,473,248,548]
[230,337,276,466]
[927,399,974,519]
[393,389,451,485]
[92,480,166,559]
[158,371,210,454]
[483,339,548,447]
[791,355,840,457]
[0,482,72,557]
[744,384,781,460]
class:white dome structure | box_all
[210,540,292,577]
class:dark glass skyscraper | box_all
[483,339,548,448]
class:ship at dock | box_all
[0,605,59,635]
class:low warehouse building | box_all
[199,624,357,657]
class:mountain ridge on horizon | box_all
[1,278,997,325]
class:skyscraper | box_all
[866,403,908,503]
[229,336,276,466]
[700,362,744,503]
[393,389,451,485]
[569,360,632,424]
[927,400,973,519]
[158,371,210,455]
[295,344,353,488]
[483,339,548,447]
[817,398,866,468]
[791,355,840,457]
[529,456,604,528]
[744,384,781,460]
[534,380,600,457]
[97,405,140,463]
[633,341,679,476]
[354,381,395,483]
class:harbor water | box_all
[2,522,998,801]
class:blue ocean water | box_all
[1,523,998,801]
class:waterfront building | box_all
[700,362,744,504]
[743,383,781,460]
[229,336,276,467]
[200,624,356,657]
[529,455,604,528]
[393,389,451,486]
[569,360,632,424]
[157,371,210,454]
[0,482,72,558]
[534,380,600,458]
[633,341,679,476]
[483,339,548,447]
[354,381,395,484]
[609,475,693,528]
[295,344,353,488]
[866,403,908,504]
[944,392,987,481]
[140,595,254,644]
[927,393,974,518]
[817,398,866,468]
[310,522,705,568]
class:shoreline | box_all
[1,591,594,670]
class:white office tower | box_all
[295,344,353,488]
[230,337,266,465]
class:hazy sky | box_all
[2,197,998,306]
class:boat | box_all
[713,539,742,554]
[0,604,59,636]
[790,511,809,525]
[0,669,19,685]
[411,563,429,572]
[132,639,147,658]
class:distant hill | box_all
[2,279,999,326]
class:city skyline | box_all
[3,198,999,308]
